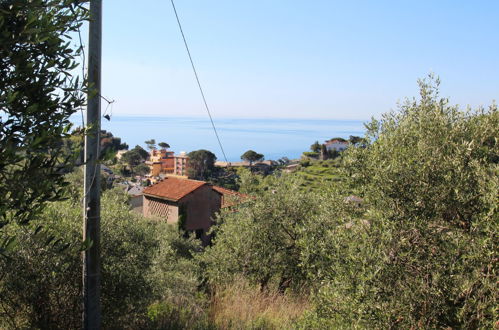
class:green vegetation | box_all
[203,76,498,328]
[158,142,170,149]
[302,140,341,161]
[310,141,321,153]
[293,158,345,191]
[100,129,128,156]
[121,145,149,174]
[145,139,157,151]
[241,149,265,165]
[0,0,87,247]
[2,21,497,328]
[0,173,205,329]
[187,149,217,180]
[301,151,319,158]
[2,1,496,328]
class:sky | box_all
[91,0,499,120]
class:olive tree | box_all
[0,0,87,252]
[300,76,498,328]
[0,173,205,329]
[201,174,323,292]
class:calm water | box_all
[73,115,366,161]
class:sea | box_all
[72,115,366,162]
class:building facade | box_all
[324,139,349,152]
[147,149,189,177]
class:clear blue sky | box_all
[95,0,498,120]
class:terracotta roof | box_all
[143,177,207,201]
[212,185,239,196]
[213,186,252,208]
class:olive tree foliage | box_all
[0,0,87,251]
[299,76,498,328]
[0,184,153,328]
[146,226,212,329]
[0,172,205,329]
[201,173,334,292]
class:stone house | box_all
[143,177,245,244]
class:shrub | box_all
[0,187,158,328]
[302,76,498,328]
[145,225,211,329]
[299,159,311,167]
[0,176,205,329]
[201,175,322,291]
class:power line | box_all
[170,0,229,163]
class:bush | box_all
[145,225,211,329]
[301,76,498,328]
[201,174,326,292]
[299,159,311,167]
[302,151,319,159]
[0,176,205,329]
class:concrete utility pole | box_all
[83,0,102,328]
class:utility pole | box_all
[83,0,102,329]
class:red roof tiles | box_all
[213,186,251,208]
[143,177,207,201]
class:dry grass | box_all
[210,279,310,329]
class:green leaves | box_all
[0,183,189,328]
[0,0,88,238]
[306,76,499,328]
[80,237,93,251]
[241,150,264,164]
[187,149,217,180]
[205,76,498,329]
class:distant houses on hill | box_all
[324,138,349,152]
[303,136,363,160]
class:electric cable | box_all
[170,0,229,164]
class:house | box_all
[146,149,189,177]
[215,161,249,168]
[143,177,246,245]
[174,151,189,177]
[127,185,144,213]
[212,185,249,208]
[324,139,349,152]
